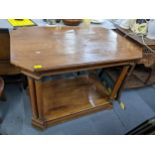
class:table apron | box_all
[21,60,136,80]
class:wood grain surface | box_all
[10,26,142,73]
[43,76,110,117]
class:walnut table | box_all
[10,26,142,129]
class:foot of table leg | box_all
[32,117,47,129]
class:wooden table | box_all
[0,19,48,76]
[10,26,142,129]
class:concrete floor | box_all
[0,82,155,135]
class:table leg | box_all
[34,79,44,121]
[110,65,130,99]
[116,64,136,101]
[28,77,39,119]
[28,77,47,129]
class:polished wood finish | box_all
[32,76,112,128]
[110,65,129,99]
[10,26,142,73]
[35,79,44,121]
[21,61,133,80]
[28,77,38,119]
[43,76,110,117]
[10,26,142,129]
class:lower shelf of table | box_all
[33,76,112,128]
